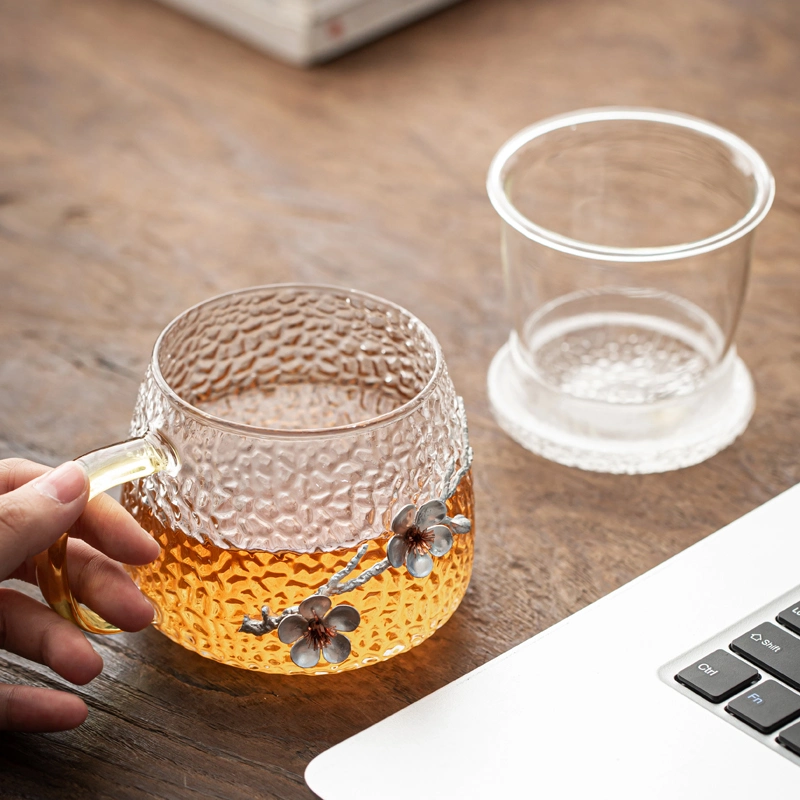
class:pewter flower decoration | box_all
[386,499,471,579]
[277,596,361,669]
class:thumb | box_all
[0,461,89,580]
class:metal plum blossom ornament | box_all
[277,595,361,669]
[387,499,472,579]
[239,395,474,669]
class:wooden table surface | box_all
[1,0,799,796]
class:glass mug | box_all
[35,285,474,675]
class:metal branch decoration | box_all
[239,397,474,669]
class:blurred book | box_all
[155,0,463,65]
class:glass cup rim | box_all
[486,106,776,263]
[150,283,444,440]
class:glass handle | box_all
[34,432,179,635]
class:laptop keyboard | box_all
[673,601,800,758]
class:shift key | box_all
[731,623,800,691]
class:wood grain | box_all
[1,0,799,796]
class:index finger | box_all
[0,458,49,494]
[0,458,159,565]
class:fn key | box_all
[726,680,800,733]
[676,650,760,703]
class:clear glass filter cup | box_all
[486,108,775,473]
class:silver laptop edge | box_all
[307,483,800,799]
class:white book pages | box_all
[156,0,462,65]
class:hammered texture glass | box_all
[120,285,474,674]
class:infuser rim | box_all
[150,283,445,440]
[486,106,775,263]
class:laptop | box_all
[306,482,800,798]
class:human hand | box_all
[0,458,159,732]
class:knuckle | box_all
[0,684,21,731]
[0,458,38,494]
[0,494,32,538]
[0,589,9,651]
[77,549,119,598]
[0,458,24,484]
[38,617,64,669]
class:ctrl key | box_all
[675,650,760,703]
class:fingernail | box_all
[33,462,89,505]
[141,593,159,623]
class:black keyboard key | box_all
[731,623,800,691]
[777,603,800,636]
[777,720,800,756]
[675,650,759,703]
[726,680,800,733]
